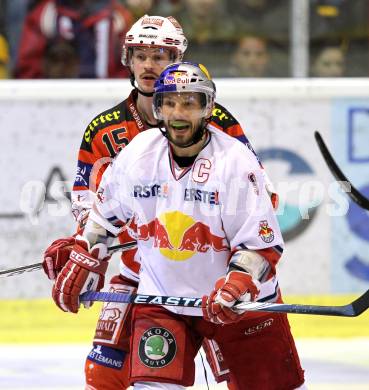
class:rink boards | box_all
[0,295,368,344]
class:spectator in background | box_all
[0,0,9,78]
[229,35,271,77]
[310,42,346,77]
[150,0,182,15]
[230,0,289,44]
[14,0,133,79]
[309,0,368,76]
[3,0,34,75]
[0,33,9,78]
[43,39,80,78]
[123,0,154,20]
[172,0,235,77]
[310,0,367,41]
[228,0,290,77]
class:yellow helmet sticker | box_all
[199,63,211,80]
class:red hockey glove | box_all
[43,211,88,281]
[202,271,260,325]
[43,236,76,280]
[52,236,111,313]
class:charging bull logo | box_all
[137,211,229,261]
[95,307,122,340]
[174,71,184,78]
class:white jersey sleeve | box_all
[222,143,282,250]
[217,137,283,274]
[89,160,134,234]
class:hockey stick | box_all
[0,241,137,278]
[315,131,369,210]
[80,288,369,317]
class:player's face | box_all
[161,92,205,148]
[131,47,172,93]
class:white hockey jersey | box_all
[90,126,284,316]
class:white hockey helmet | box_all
[121,15,188,66]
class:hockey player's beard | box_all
[160,119,207,149]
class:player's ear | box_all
[206,103,215,120]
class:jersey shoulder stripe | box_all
[210,102,239,130]
[80,91,141,153]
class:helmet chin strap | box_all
[129,74,154,97]
[138,89,154,97]
[159,119,209,149]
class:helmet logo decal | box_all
[141,17,164,27]
[138,34,158,39]
[164,70,190,85]
[167,16,182,30]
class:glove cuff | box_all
[229,250,269,281]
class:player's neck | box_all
[170,134,207,157]
[136,94,157,126]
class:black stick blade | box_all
[351,288,369,317]
[314,131,369,210]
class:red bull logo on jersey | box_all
[137,211,229,261]
[258,220,274,243]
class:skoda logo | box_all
[139,327,177,368]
